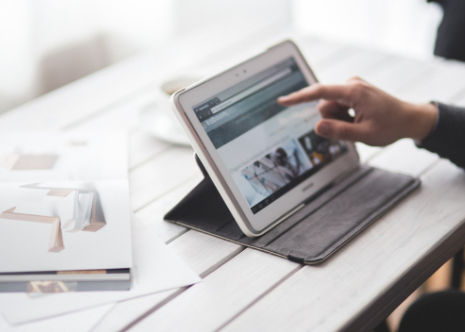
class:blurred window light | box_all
[0,0,290,115]
[0,0,36,107]
[0,0,445,116]
[292,0,443,60]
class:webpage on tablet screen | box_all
[193,58,348,214]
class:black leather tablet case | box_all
[164,156,420,264]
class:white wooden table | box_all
[2,29,465,332]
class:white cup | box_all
[160,77,199,117]
[139,77,200,145]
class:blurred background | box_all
[0,0,443,115]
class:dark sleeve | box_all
[417,102,465,169]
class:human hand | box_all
[277,77,438,146]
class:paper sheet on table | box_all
[0,216,201,325]
[0,304,114,332]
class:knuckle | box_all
[347,76,362,83]
[348,84,360,97]
[350,82,370,99]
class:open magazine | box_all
[0,132,132,292]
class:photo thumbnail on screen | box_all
[240,132,348,213]
[240,139,312,208]
[298,131,348,169]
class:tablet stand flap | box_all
[164,155,421,265]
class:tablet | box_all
[172,40,359,237]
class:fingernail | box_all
[318,123,330,136]
[278,96,288,102]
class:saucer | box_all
[139,101,190,146]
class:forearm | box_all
[416,102,465,169]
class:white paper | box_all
[0,216,201,325]
[0,304,115,332]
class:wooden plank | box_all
[297,38,347,66]
[168,230,243,278]
[91,290,178,332]
[355,142,382,164]
[129,147,199,212]
[0,63,165,132]
[317,47,390,84]
[92,230,243,332]
[312,46,361,72]
[62,89,174,171]
[221,160,465,332]
[65,91,151,133]
[443,59,465,104]
[399,60,465,104]
[134,175,202,243]
[362,56,434,96]
[368,139,439,177]
[129,248,299,332]
[129,130,172,171]
[449,74,465,105]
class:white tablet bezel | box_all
[172,40,360,236]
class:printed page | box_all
[0,131,132,273]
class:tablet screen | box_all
[192,57,348,214]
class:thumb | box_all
[315,119,365,142]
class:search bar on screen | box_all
[211,67,293,114]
